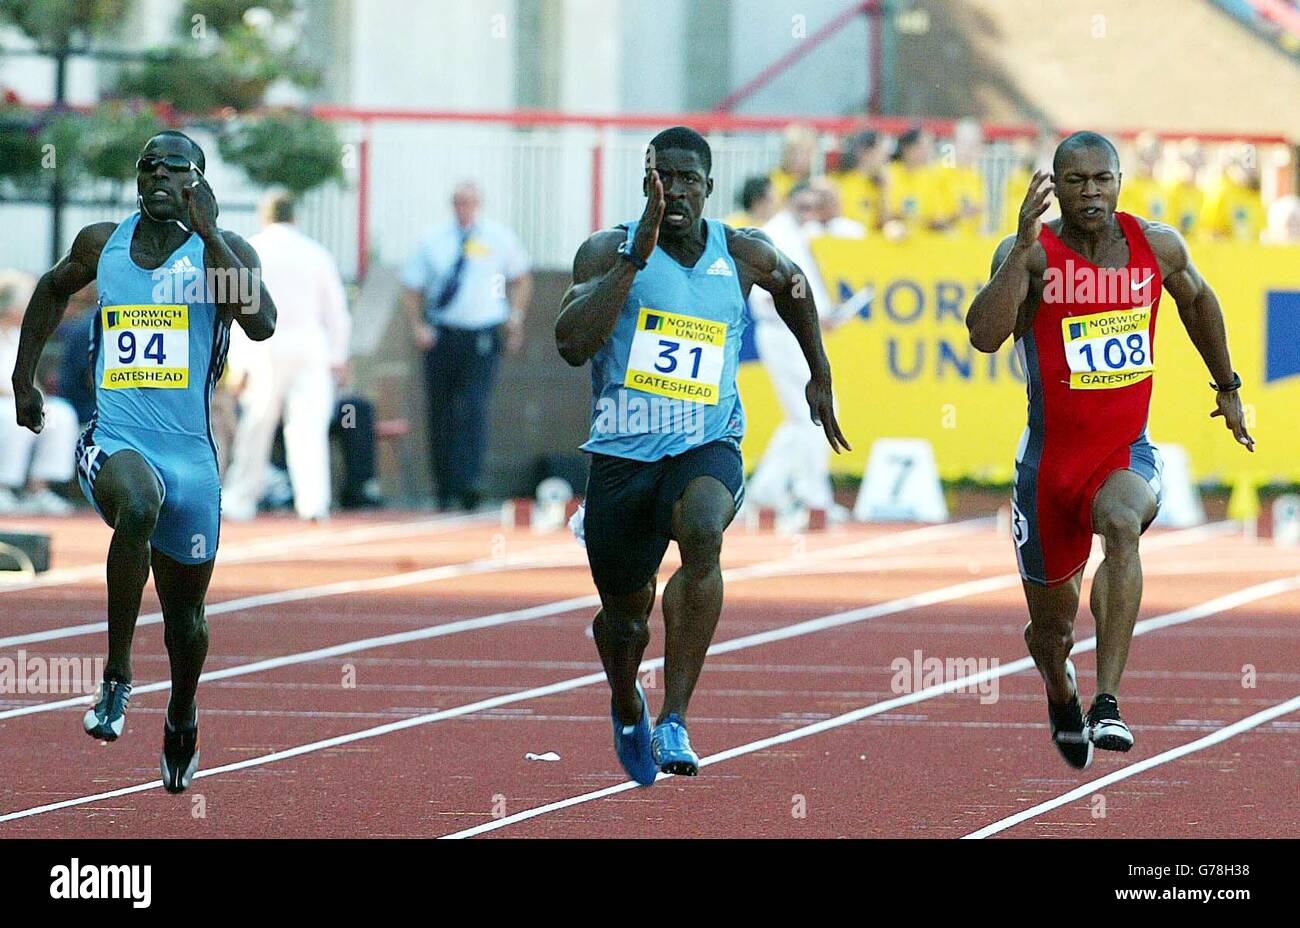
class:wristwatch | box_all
[1210,371,1242,393]
[617,238,647,270]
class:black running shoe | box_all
[83,679,132,741]
[1087,693,1134,752]
[160,710,200,794]
[1046,660,1093,770]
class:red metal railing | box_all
[308,105,1290,146]
[318,106,1291,280]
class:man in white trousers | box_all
[745,184,846,517]
[223,191,351,522]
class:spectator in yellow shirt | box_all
[884,126,953,237]
[1199,144,1265,241]
[1001,129,1059,236]
[769,124,818,202]
[724,175,778,229]
[942,118,986,237]
[1118,131,1167,222]
[831,130,892,232]
[1161,138,1205,237]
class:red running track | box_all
[0,511,1296,838]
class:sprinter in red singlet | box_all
[966,132,1255,769]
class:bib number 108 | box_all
[118,331,167,365]
[1078,333,1146,372]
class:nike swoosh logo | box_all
[1132,273,1155,291]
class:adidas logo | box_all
[169,256,196,274]
[78,444,101,475]
[706,258,733,277]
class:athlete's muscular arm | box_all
[967,171,1052,353]
[555,172,665,367]
[1144,220,1255,451]
[554,231,632,367]
[182,177,276,341]
[10,222,114,433]
[729,227,850,453]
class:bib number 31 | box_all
[624,307,726,405]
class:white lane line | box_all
[442,571,1300,838]
[0,510,494,594]
[0,521,986,722]
[0,539,579,650]
[961,693,1300,839]
[0,522,1238,825]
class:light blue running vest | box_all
[91,212,229,444]
[581,219,748,461]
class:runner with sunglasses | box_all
[9,131,277,792]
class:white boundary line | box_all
[441,570,1300,838]
[0,510,494,594]
[960,692,1300,839]
[0,521,984,720]
[0,540,579,650]
[0,521,1239,826]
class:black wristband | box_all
[617,239,647,271]
[1210,371,1242,393]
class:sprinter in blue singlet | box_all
[556,127,850,784]
[10,132,276,792]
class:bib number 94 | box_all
[101,304,191,390]
[116,331,168,366]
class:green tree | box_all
[0,0,129,46]
[80,101,166,186]
[111,0,341,195]
[0,102,51,192]
[179,0,297,35]
[218,110,343,194]
[115,2,320,111]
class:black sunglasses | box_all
[136,155,203,175]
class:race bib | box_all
[1061,305,1153,390]
[624,307,726,405]
[100,304,190,390]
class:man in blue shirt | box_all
[556,127,850,785]
[400,182,533,510]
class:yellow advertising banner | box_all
[737,236,1300,484]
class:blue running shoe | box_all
[651,713,699,776]
[611,681,657,786]
[83,679,131,742]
